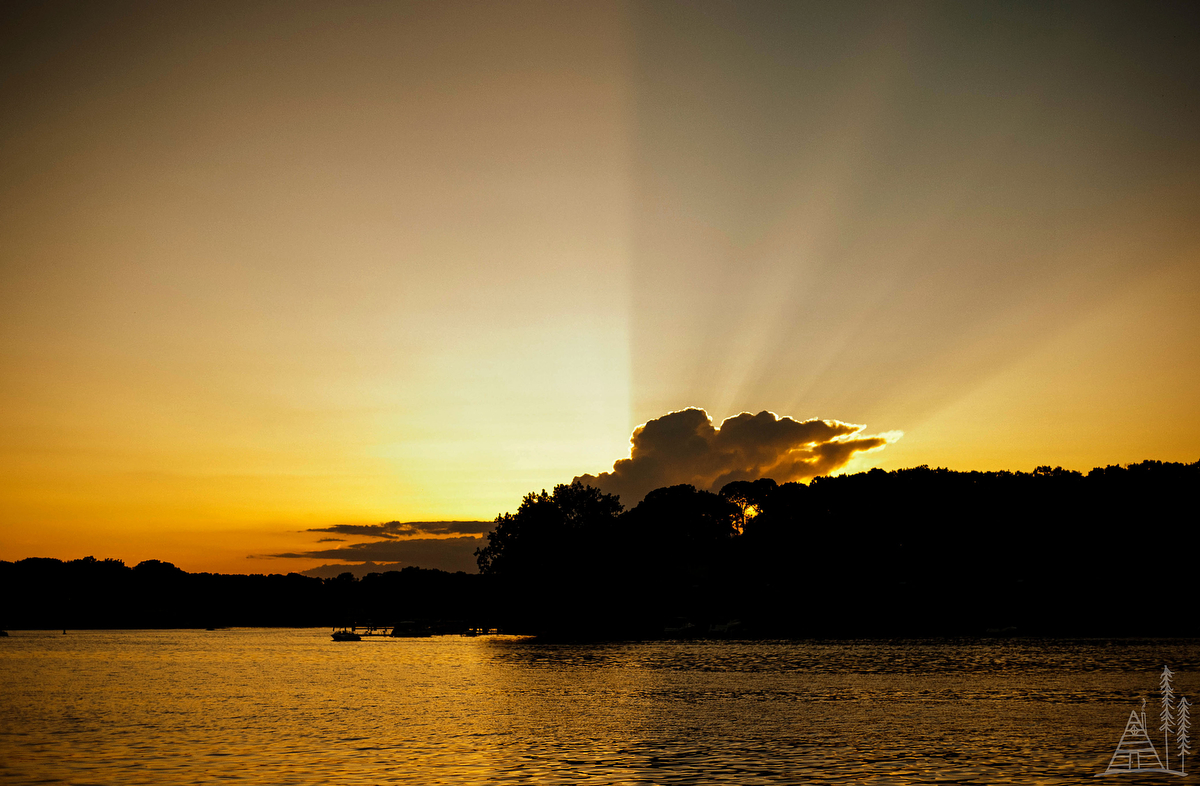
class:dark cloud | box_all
[305,521,491,540]
[575,408,900,505]
[266,536,483,574]
[315,537,345,543]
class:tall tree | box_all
[719,478,776,534]
[474,481,622,577]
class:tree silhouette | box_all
[474,481,622,577]
[719,478,776,534]
[473,481,623,635]
[624,484,740,567]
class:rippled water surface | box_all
[2,631,1198,784]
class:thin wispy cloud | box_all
[305,521,492,540]
[267,535,485,574]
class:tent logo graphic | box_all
[1099,666,1192,777]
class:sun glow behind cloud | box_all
[624,1,1200,473]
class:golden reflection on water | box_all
[1,632,1198,784]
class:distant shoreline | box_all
[5,460,1197,639]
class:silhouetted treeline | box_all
[4,460,1197,637]
[0,559,493,631]
[475,460,1200,639]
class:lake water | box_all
[2,631,1198,784]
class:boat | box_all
[331,627,361,642]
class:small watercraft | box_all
[331,628,361,642]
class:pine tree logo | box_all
[1165,666,1178,772]
[1099,665,1191,777]
[1180,696,1193,774]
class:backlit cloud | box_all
[575,408,900,505]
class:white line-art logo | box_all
[1099,665,1192,777]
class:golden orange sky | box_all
[2,1,1197,574]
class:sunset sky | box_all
[2,1,1197,574]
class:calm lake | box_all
[2,631,1197,784]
